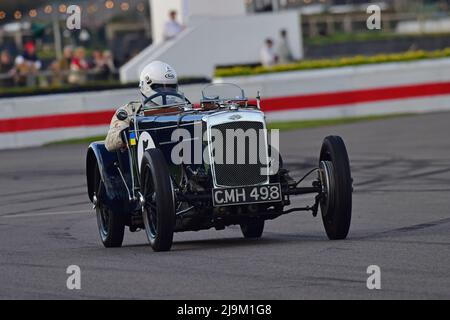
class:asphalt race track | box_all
[1,112,450,299]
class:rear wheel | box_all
[94,163,125,248]
[240,219,265,238]
[141,149,176,252]
[319,136,352,240]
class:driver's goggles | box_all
[150,84,178,92]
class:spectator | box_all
[92,50,103,69]
[91,50,104,80]
[50,45,73,85]
[92,50,116,81]
[14,41,42,86]
[102,50,116,80]
[68,47,89,85]
[61,46,74,70]
[0,50,13,73]
[163,10,183,41]
[260,38,278,67]
[0,50,14,87]
[277,29,294,64]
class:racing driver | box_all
[105,61,180,151]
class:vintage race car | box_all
[86,83,352,251]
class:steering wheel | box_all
[143,91,192,106]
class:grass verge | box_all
[214,48,450,78]
[47,135,106,146]
[267,114,412,131]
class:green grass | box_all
[214,48,450,78]
[47,114,412,146]
[46,135,106,146]
[304,31,450,46]
[304,31,399,46]
[267,114,412,131]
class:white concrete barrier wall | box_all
[2,58,450,149]
[215,58,450,97]
[0,84,205,149]
[120,11,302,81]
[215,58,450,121]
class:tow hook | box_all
[92,194,98,210]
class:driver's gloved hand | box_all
[105,102,137,152]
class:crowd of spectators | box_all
[0,10,178,89]
[0,41,117,89]
[1,17,294,90]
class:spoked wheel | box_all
[141,149,176,252]
[240,219,265,239]
[94,163,125,248]
[319,136,352,240]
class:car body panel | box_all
[86,142,131,211]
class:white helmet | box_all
[139,61,178,99]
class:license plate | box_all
[212,183,282,207]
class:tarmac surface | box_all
[1,112,450,299]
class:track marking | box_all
[1,210,91,219]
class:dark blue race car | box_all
[86,83,353,251]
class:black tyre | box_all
[94,163,125,248]
[319,136,352,240]
[240,219,265,238]
[141,149,176,252]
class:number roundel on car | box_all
[137,131,156,172]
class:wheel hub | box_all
[319,160,335,218]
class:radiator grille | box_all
[210,121,269,187]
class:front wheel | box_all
[141,149,176,252]
[319,136,352,240]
